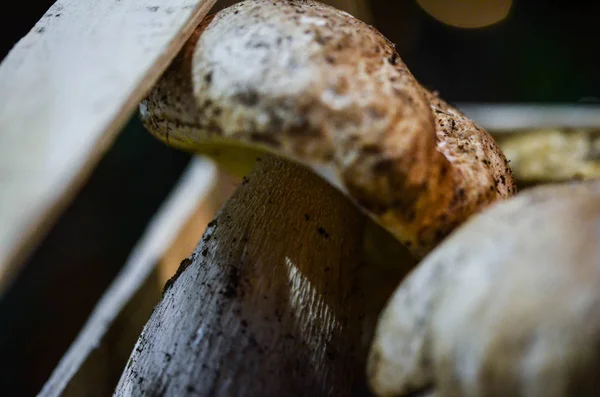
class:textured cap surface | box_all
[141,0,516,255]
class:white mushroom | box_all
[369,180,600,397]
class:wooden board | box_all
[0,0,217,294]
[38,156,219,397]
[457,103,600,132]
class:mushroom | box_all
[368,180,600,396]
[119,0,518,395]
[114,155,385,395]
[140,0,516,258]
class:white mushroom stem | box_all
[114,155,406,396]
[368,180,600,397]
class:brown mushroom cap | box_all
[140,0,516,256]
[368,180,600,396]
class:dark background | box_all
[371,0,600,103]
[0,0,598,395]
[5,0,597,102]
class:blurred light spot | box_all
[416,0,512,28]
[579,96,599,103]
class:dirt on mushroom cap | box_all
[140,0,516,256]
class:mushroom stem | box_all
[115,155,384,396]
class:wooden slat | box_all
[457,103,600,132]
[38,156,219,397]
[0,0,217,294]
[158,169,238,285]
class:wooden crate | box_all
[1,0,599,396]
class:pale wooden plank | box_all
[0,0,217,294]
[38,156,218,397]
[457,103,600,132]
[158,169,238,285]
